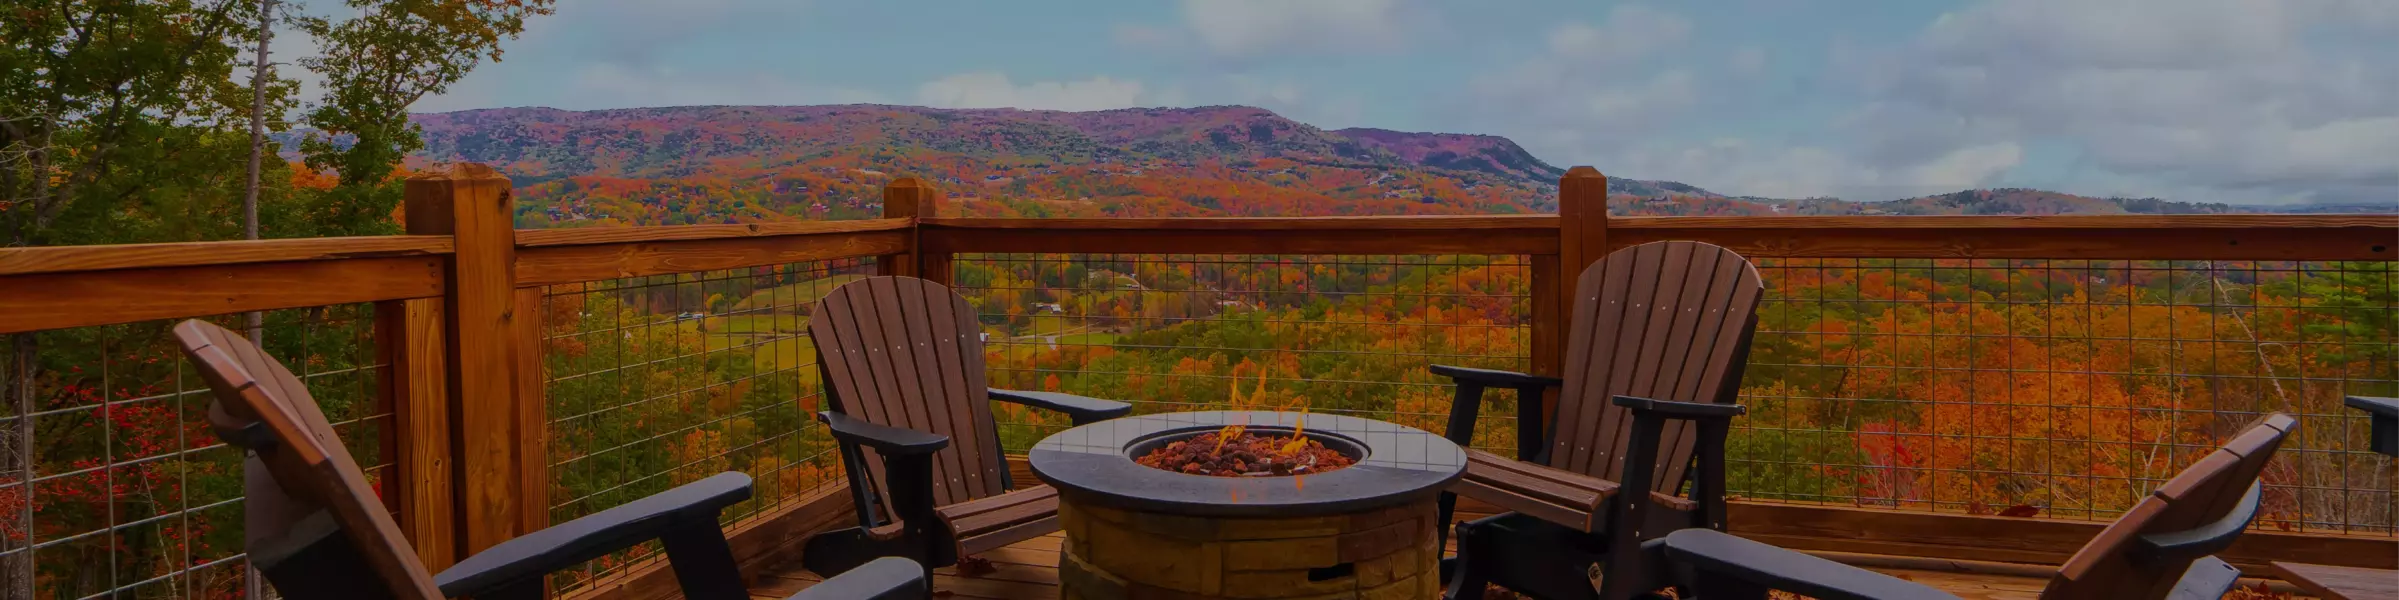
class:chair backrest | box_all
[172,320,442,600]
[2042,413,2296,600]
[1546,241,1764,494]
[811,277,1010,518]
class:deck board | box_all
[746,532,2067,600]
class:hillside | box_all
[369,104,2337,227]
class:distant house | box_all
[1032,303,1064,314]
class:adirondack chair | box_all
[1429,240,1764,600]
[1656,413,2297,600]
[799,276,1133,580]
[172,319,930,600]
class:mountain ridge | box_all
[359,104,2375,226]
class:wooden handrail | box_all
[923,215,1562,256]
[1611,215,2394,261]
[923,215,1559,230]
[513,218,912,248]
[1610,214,2393,229]
[0,235,455,277]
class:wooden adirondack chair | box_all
[799,276,1133,580]
[173,319,930,600]
[1658,413,2298,600]
[1429,240,1764,600]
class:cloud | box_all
[1729,45,1767,77]
[1120,0,1425,63]
[915,72,1156,112]
[535,0,811,64]
[437,63,883,111]
[1842,0,2399,204]
[1544,5,1692,65]
[1445,6,1703,160]
[1612,139,2024,200]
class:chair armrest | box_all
[1428,364,1562,389]
[1661,529,1956,600]
[2133,483,2259,564]
[2348,395,2399,417]
[820,411,951,455]
[989,389,1132,425]
[783,556,928,600]
[435,472,753,597]
[1613,395,1745,420]
[2166,557,2243,600]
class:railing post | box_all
[377,295,455,570]
[1541,166,1610,427]
[404,163,533,558]
[881,178,951,284]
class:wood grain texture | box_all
[409,163,528,555]
[0,235,453,277]
[1727,501,2396,576]
[514,218,910,248]
[2271,561,2396,600]
[922,227,1557,256]
[1613,214,2396,230]
[512,288,550,537]
[746,530,2064,600]
[1611,215,2397,261]
[879,179,937,278]
[1550,167,1607,433]
[0,256,444,334]
[515,231,910,287]
[925,215,1560,230]
[379,298,457,570]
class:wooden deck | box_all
[744,532,2060,600]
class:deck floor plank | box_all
[741,533,2076,600]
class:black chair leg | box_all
[1443,520,1492,600]
[1459,513,1606,600]
[662,518,750,600]
[803,527,917,577]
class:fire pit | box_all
[1030,411,1466,600]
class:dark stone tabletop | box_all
[1027,410,1467,517]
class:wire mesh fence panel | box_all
[538,258,872,593]
[1730,257,2398,536]
[1,305,390,600]
[950,253,1535,456]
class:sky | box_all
[403,0,2399,206]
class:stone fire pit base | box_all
[1057,496,1438,600]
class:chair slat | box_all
[1547,242,1761,489]
[2042,413,2296,600]
[866,277,965,505]
[814,277,1021,519]
[175,321,443,599]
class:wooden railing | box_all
[1,163,2391,598]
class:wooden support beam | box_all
[0,235,452,276]
[920,226,1558,256]
[514,288,550,537]
[1608,214,2397,261]
[514,218,909,248]
[406,163,532,556]
[1547,166,1609,427]
[379,298,456,570]
[514,232,911,287]
[1726,502,2397,576]
[0,257,444,334]
[880,178,937,278]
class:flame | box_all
[1278,408,1310,456]
[1211,424,1245,457]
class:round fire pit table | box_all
[1030,411,1466,600]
